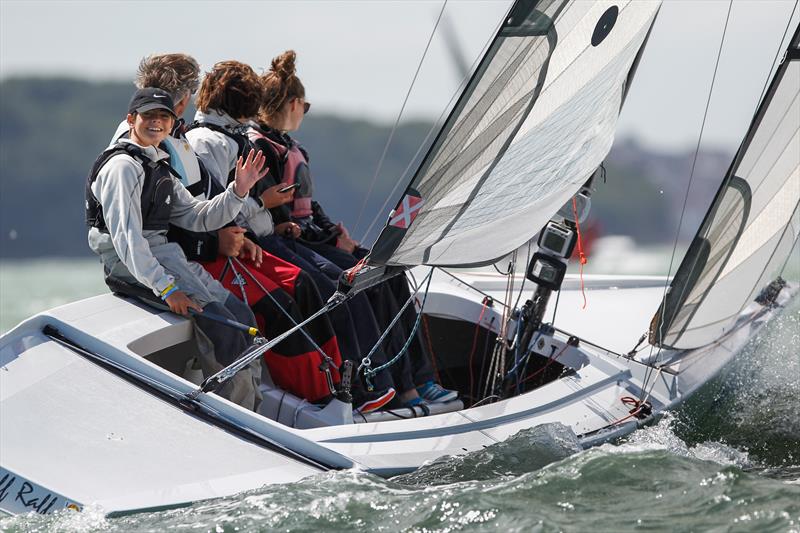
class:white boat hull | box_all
[1,272,792,516]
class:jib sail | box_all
[367,0,661,268]
[650,24,800,350]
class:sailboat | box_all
[1,0,797,517]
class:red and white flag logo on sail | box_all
[389,194,424,229]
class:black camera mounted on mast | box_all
[514,170,597,363]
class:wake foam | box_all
[393,422,582,486]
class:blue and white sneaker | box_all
[416,381,458,403]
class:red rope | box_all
[468,298,490,403]
[519,344,568,385]
[345,256,368,284]
[607,396,648,426]
[572,197,588,309]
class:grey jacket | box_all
[88,138,247,296]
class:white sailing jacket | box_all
[186,110,274,237]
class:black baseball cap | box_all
[128,87,177,117]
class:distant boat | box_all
[1,0,797,517]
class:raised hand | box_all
[233,149,268,197]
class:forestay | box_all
[650,24,800,350]
[369,0,661,267]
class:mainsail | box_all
[650,24,800,350]
[368,0,661,268]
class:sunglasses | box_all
[295,98,311,114]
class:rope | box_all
[646,0,734,395]
[437,268,509,309]
[483,251,516,399]
[361,268,435,389]
[352,0,448,236]
[756,0,799,107]
[357,269,431,375]
[519,343,569,386]
[189,293,345,398]
[357,2,507,244]
[227,257,337,369]
[572,197,588,309]
[653,0,733,351]
[421,313,441,382]
[468,297,491,403]
[346,256,368,284]
[551,288,561,325]
[511,241,533,314]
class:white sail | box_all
[369,0,661,267]
[651,25,800,349]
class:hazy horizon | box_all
[2,0,798,154]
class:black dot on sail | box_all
[592,6,619,47]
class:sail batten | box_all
[650,25,800,350]
[367,0,662,268]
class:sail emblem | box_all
[592,5,619,47]
[389,193,424,229]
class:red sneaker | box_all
[353,387,396,414]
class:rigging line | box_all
[358,2,507,243]
[492,261,513,275]
[550,325,624,359]
[512,240,533,313]
[550,286,561,325]
[352,0,449,238]
[362,268,435,381]
[228,257,337,369]
[358,267,434,373]
[756,0,799,108]
[437,267,510,309]
[188,293,346,399]
[651,0,734,361]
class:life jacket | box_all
[248,128,313,219]
[86,143,179,232]
[186,121,256,184]
[118,124,211,199]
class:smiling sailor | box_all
[85,87,269,410]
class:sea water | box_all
[0,258,798,532]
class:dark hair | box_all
[195,60,263,119]
[135,53,200,100]
[259,50,305,122]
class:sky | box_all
[1,0,799,153]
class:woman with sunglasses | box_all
[249,50,458,409]
[186,59,398,413]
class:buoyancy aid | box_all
[85,143,179,232]
[118,122,211,199]
[186,121,256,184]
[248,127,313,219]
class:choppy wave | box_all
[4,415,798,533]
[1,291,798,532]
